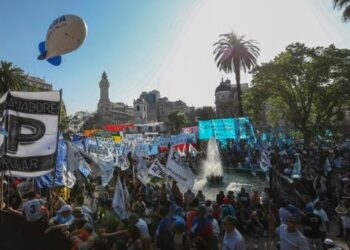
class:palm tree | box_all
[334,0,350,21]
[213,32,260,117]
[0,61,26,94]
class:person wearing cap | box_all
[49,204,74,225]
[277,215,309,250]
[301,204,323,250]
[222,215,246,250]
[173,219,190,250]
[220,197,235,223]
[73,206,94,227]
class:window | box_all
[144,106,146,111]
[137,105,140,111]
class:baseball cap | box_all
[287,215,299,223]
[57,205,72,214]
[304,204,313,213]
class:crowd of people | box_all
[1,138,350,250]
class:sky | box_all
[0,0,349,115]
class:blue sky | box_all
[1,0,349,115]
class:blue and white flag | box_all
[260,151,270,172]
[136,156,149,185]
[324,157,332,176]
[112,175,128,219]
[291,155,302,179]
[188,144,198,157]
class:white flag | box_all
[136,157,149,185]
[112,176,128,219]
[67,141,81,172]
[148,159,167,179]
[62,164,76,188]
[189,144,198,157]
[166,147,195,189]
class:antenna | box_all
[157,78,160,90]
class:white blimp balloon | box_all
[37,14,87,66]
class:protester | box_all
[222,215,246,250]
[277,215,309,250]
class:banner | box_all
[148,159,167,178]
[166,147,195,189]
[198,117,256,144]
[182,126,198,135]
[112,175,128,219]
[0,91,61,177]
[154,133,196,147]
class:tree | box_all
[334,0,350,21]
[213,32,260,117]
[195,106,217,121]
[0,61,26,95]
[168,111,187,134]
[245,43,350,144]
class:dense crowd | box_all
[1,139,350,250]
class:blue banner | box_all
[199,117,256,144]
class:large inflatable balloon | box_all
[38,14,87,66]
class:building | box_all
[24,75,53,90]
[215,78,249,118]
[133,90,194,124]
[69,111,93,132]
[97,72,134,125]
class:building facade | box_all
[215,78,249,118]
[97,72,134,125]
[134,90,194,124]
[24,75,53,90]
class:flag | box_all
[67,141,82,172]
[112,175,128,219]
[324,157,332,176]
[188,144,198,157]
[259,151,270,172]
[148,159,167,178]
[136,156,149,185]
[0,91,61,177]
[166,147,195,189]
[291,155,302,179]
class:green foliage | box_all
[195,106,217,121]
[333,0,350,22]
[245,43,350,144]
[213,32,260,116]
[0,61,26,95]
[168,111,187,134]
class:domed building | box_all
[215,78,249,118]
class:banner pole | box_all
[0,172,4,210]
[50,89,62,215]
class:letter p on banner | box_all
[0,91,61,177]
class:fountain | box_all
[202,137,224,187]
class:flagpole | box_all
[0,172,4,210]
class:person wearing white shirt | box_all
[277,216,309,250]
[313,202,329,240]
[279,203,292,225]
[222,215,246,250]
[22,191,44,222]
[129,213,150,239]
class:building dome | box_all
[134,97,146,104]
[215,78,232,93]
